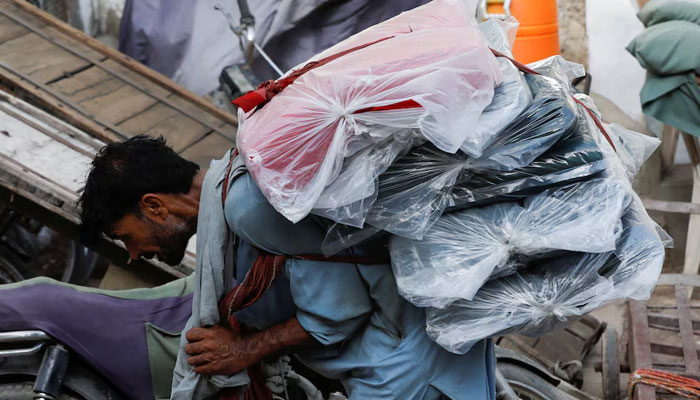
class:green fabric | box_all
[626,20,700,75]
[641,71,700,137]
[638,0,700,27]
[0,274,195,300]
[145,322,183,400]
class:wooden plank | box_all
[0,14,29,43]
[657,274,700,288]
[675,285,700,374]
[641,198,700,215]
[628,300,657,400]
[4,0,238,127]
[0,32,91,84]
[661,125,679,173]
[48,64,112,97]
[0,4,104,61]
[116,100,211,153]
[0,62,126,143]
[684,163,700,276]
[180,132,235,168]
[69,79,159,125]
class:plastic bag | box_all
[360,74,579,238]
[462,17,531,158]
[237,0,502,223]
[424,200,666,354]
[449,112,606,209]
[389,177,632,308]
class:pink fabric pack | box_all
[236,0,502,223]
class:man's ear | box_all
[139,194,169,221]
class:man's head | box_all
[78,136,201,265]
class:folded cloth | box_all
[626,21,700,76]
[638,0,700,27]
[424,200,666,354]
[389,177,632,308]
[236,0,501,224]
[358,74,578,239]
[639,71,700,137]
[449,112,605,208]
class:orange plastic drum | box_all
[486,0,560,63]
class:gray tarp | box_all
[119,0,429,95]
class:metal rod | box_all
[0,330,51,343]
[254,42,284,77]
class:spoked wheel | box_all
[498,363,566,400]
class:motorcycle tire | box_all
[0,253,24,284]
[498,363,565,400]
[0,382,82,400]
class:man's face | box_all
[110,211,195,266]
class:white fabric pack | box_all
[417,57,669,353]
[389,177,632,308]
[311,15,533,230]
[463,18,532,157]
[355,73,578,239]
[425,201,667,354]
[236,0,502,223]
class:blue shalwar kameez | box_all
[224,172,496,400]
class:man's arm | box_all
[184,317,315,375]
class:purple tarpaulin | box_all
[0,282,192,400]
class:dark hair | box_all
[77,135,199,245]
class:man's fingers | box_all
[185,342,204,355]
[186,327,207,342]
[187,354,209,367]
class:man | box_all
[78,135,495,399]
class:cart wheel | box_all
[601,328,620,400]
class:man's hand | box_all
[185,325,259,375]
[185,317,315,375]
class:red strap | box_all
[489,47,616,152]
[234,35,398,112]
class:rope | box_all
[629,368,700,398]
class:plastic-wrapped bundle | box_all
[461,60,532,157]
[236,0,502,223]
[389,177,632,308]
[449,112,606,208]
[459,17,532,157]
[360,74,578,238]
[424,200,666,354]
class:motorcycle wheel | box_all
[0,382,82,399]
[498,363,565,400]
[0,253,24,284]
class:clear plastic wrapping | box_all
[359,74,579,238]
[424,200,667,354]
[416,57,669,354]
[237,0,502,223]
[449,112,606,208]
[389,177,632,308]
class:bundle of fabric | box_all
[390,177,632,308]
[388,100,667,353]
[236,0,503,223]
[627,0,700,136]
[424,202,666,354]
[233,0,668,356]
